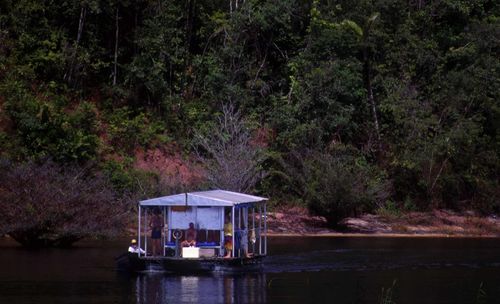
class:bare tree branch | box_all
[193,103,266,192]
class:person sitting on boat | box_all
[181,222,197,247]
[223,217,233,258]
[128,239,145,254]
[149,208,164,256]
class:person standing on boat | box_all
[149,208,164,256]
[239,222,250,258]
[181,222,197,247]
[223,217,233,258]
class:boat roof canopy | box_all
[139,190,267,207]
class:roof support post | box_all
[259,204,262,255]
[220,207,224,257]
[231,206,235,258]
[167,206,171,243]
[252,207,255,255]
[144,208,148,256]
[138,204,142,257]
[264,203,267,255]
[163,206,166,256]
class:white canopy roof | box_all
[139,190,267,207]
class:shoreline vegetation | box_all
[1,208,498,246]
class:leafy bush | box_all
[102,158,188,200]
[281,145,391,227]
[106,107,166,153]
[1,78,100,162]
[0,159,131,247]
[376,200,402,219]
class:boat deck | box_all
[118,253,265,273]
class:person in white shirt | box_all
[128,239,145,254]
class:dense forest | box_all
[0,0,499,242]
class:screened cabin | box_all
[137,190,268,259]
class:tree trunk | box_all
[363,47,382,155]
[230,0,240,14]
[65,5,87,83]
[113,6,119,86]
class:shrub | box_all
[281,145,391,227]
[106,107,165,154]
[1,78,100,162]
[102,158,187,199]
[376,200,402,219]
[0,159,132,247]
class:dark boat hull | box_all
[116,253,265,274]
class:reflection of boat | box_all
[130,273,267,304]
[117,190,268,273]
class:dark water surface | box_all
[0,236,499,303]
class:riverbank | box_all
[266,207,500,237]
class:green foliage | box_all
[0,0,498,224]
[106,107,166,153]
[102,159,185,199]
[475,282,487,304]
[280,145,391,226]
[379,280,397,304]
[125,1,187,103]
[0,131,10,157]
[102,159,137,194]
[376,200,402,219]
[1,76,100,162]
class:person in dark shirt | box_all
[149,208,164,256]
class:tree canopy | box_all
[0,0,498,231]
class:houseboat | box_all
[117,190,268,273]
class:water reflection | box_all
[134,273,266,304]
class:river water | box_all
[0,236,499,303]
